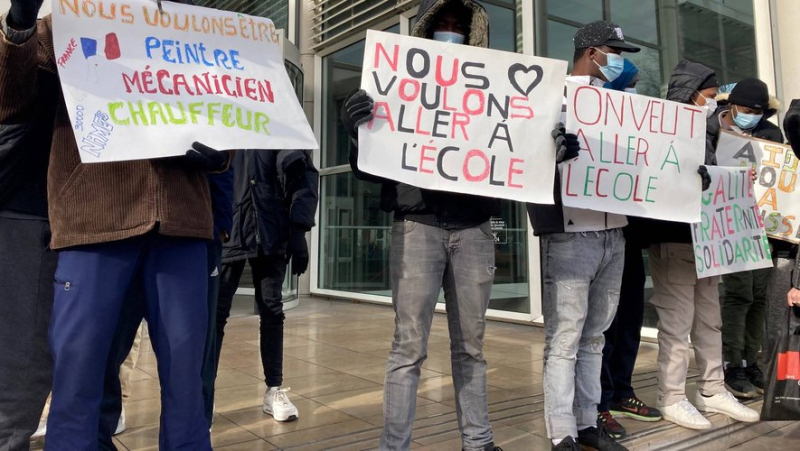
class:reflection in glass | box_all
[610,0,659,45]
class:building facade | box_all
[9,0,800,326]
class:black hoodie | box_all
[348,0,500,229]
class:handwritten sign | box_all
[356,30,567,204]
[716,130,800,244]
[691,166,772,278]
[562,82,706,222]
[52,0,317,163]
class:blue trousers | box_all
[46,233,211,451]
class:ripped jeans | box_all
[541,229,625,440]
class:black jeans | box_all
[0,217,56,451]
[599,240,645,411]
[216,255,287,387]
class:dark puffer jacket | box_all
[348,0,500,228]
[222,149,319,263]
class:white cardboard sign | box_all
[691,166,773,278]
[562,82,706,223]
[357,30,568,204]
[52,0,317,163]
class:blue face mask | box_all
[433,31,465,44]
[733,106,763,130]
[593,48,625,83]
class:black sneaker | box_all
[552,436,579,450]
[745,364,765,394]
[609,397,662,422]
[724,366,757,398]
[577,426,628,451]
[597,411,627,439]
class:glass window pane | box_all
[318,172,392,294]
[480,1,517,52]
[610,0,659,45]
[546,0,602,23]
[677,2,756,87]
[625,45,662,98]
[546,20,579,67]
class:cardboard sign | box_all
[357,30,568,204]
[691,166,773,278]
[716,130,800,244]
[562,82,706,222]
[52,0,318,163]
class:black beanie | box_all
[697,73,719,91]
[728,78,770,110]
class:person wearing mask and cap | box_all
[339,1,503,450]
[527,21,642,451]
[594,59,665,440]
[645,64,761,430]
[709,79,784,400]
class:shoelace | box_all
[598,411,615,424]
[678,399,700,415]
[627,397,646,408]
[274,387,292,406]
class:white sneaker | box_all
[659,398,712,430]
[263,387,299,422]
[694,390,759,423]
[114,405,126,435]
[30,419,47,440]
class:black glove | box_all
[8,0,44,29]
[287,231,309,275]
[698,165,711,191]
[340,89,374,138]
[183,142,227,172]
[552,122,580,163]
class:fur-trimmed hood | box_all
[410,0,489,48]
[715,92,782,119]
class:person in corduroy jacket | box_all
[0,0,228,448]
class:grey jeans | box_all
[541,230,624,440]
[381,220,495,451]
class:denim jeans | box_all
[381,220,495,451]
[541,229,624,440]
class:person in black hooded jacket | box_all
[648,67,762,430]
[784,99,800,319]
[214,148,318,423]
[340,1,502,450]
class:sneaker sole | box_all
[724,383,758,399]
[697,406,759,423]
[661,412,712,430]
[609,409,662,422]
[263,406,299,422]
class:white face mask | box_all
[433,31,465,44]
[694,92,718,119]
[624,87,638,95]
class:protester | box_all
[711,79,784,399]
[646,64,760,430]
[214,147,318,422]
[785,99,800,317]
[527,20,641,451]
[595,59,663,439]
[0,0,228,448]
[0,80,57,451]
[340,1,503,449]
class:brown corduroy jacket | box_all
[0,16,215,249]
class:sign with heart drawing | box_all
[357,30,568,204]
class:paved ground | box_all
[31,297,799,450]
